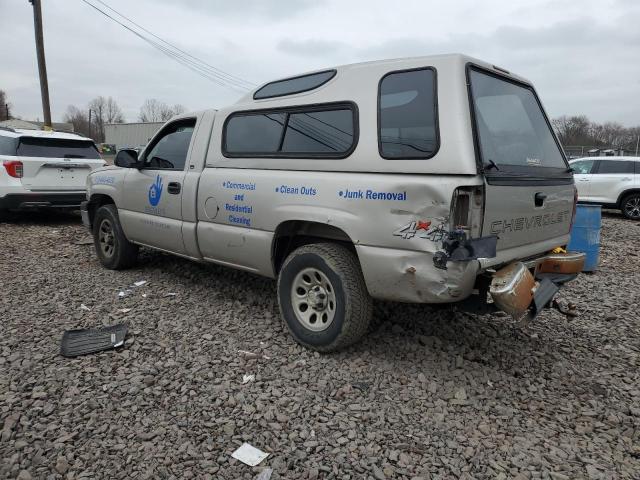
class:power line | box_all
[91,0,255,89]
[78,0,255,92]
[79,0,249,91]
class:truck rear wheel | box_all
[93,204,138,270]
[277,243,372,352]
[622,193,640,220]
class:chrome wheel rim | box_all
[624,197,640,219]
[98,219,116,258]
[290,267,337,332]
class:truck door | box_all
[570,159,596,201]
[588,159,635,204]
[118,118,197,254]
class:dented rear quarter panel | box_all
[195,168,483,302]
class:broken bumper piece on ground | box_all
[60,323,128,357]
[489,251,585,320]
[456,251,585,319]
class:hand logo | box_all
[148,175,163,206]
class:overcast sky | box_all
[1,0,639,125]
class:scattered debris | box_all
[118,308,132,314]
[552,298,579,318]
[238,350,272,360]
[72,237,94,246]
[133,280,147,287]
[80,304,91,311]
[118,289,133,299]
[163,292,177,297]
[254,468,273,480]
[60,324,128,357]
[231,442,269,466]
[242,374,255,384]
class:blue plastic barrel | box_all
[567,204,601,271]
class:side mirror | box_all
[114,149,139,168]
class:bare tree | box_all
[63,96,125,142]
[138,98,187,122]
[63,105,90,138]
[551,115,591,146]
[172,104,186,116]
[86,96,125,142]
[105,96,125,124]
[553,115,640,154]
[0,90,10,121]
[88,96,106,143]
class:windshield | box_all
[469,69,566,170]
[16,137,101,159]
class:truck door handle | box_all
[622,177,632,181]
[167,182,181,194]
[534,192,547,207]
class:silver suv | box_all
[570,156,640,219]
[82,54,584,351]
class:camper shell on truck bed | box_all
[82,54,584,351]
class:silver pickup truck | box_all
[82,54,584,351]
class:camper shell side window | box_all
[377,67,439,160]
[253,70,337,100]
[222,102,358,159]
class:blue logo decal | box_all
[148,175,163,206]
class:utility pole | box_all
[29,0,52,130]
[635,135,639,156]
[88,109,92,139]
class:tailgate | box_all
[468,66,575,252]
[21,158,104,191]
[483,183,574,250]
[16,136,104,191]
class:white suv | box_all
[570,156,640,219]
[0,127,105,218]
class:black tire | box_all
[621,193,640,220]
[277,243,373,352]
[93,204,138,269]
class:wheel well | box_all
[87,194,115,228]
[272,221,356,273]
[617,189,640,207]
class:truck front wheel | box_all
[277,243,372,352]
[93,204,138,270]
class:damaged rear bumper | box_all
[487,251,584,320]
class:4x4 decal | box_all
[393,220,448,241]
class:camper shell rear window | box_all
[253,70,337,100]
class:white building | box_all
[104,122,163,150]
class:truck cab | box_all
[82,54,583,351]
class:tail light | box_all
[569,185,578,231]
[450,186,484,238]
[3,160,23,178]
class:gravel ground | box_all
[1,211,639,480]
